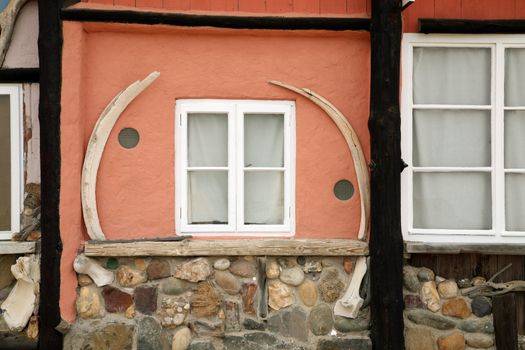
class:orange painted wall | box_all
[60,22,370,322]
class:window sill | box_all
[0,241,39,255]
[406,242,525,255]
[84,238,368,257]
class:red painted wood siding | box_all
[404,0,523,32]
[80,0,370,16]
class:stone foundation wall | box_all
[66,256,371,350]
[404,265,497,350]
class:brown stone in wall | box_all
[318,269,344,302]
[405,327,435,350]
[242,282,257,315]
[442,298,472,319]
[191,282,221,317]
[102,286,133,313]
[146,259,171,280]
[134,286,158,315]
[116,265,147,287]
[223,300,241,331]
[437,331,465,350]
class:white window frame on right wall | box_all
[402,34,525,244]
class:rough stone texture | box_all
[188,341,216,350]
[77,286,103,319]
[405,327,435,350]
[318,269,344,302]
[126,305,136,319]
[215,270,241,295]
[213,258,230,271]
[158,297,189,328]
[343,257,353,274]
[406,310,457,330]
[147,259,171,280]
[0,255,16,290]
[302,260,323,274]
[242,283,257,315]
[316,338,372,350]
[191,282,221,317]
[471,296,492,317]
[77,274,94,287]
[116,265,147,287]
[437,332,465,350]
[243,318,265,330]
[268,306,308,342]
[266,259,280,279]
[418,267,435,282]
[421,281,441,312]
[172,327,192,350]
[404,266,421,292]
[137,317,163,350]
[309,303,334,336]
[438,280,459,299]
[442,298,471,319]
[223,300,241,332]
[81,323,133,350]
[161,277,192,295]
[106,258,120,270]
[280,267,305,286]
[465,333,493,348]
[229,258,256,278]
[134,285,158,315]
[268,279,294,310]
[334,315,370,333]
[192,319,225,338]
[404,294,425,309]
[457,279,472,288]
[26,316,38,340]
[174,258,213,282]
[471,277,486,286]
[458,319,494,334]
[224,333,307,350]
[102,286,133,313]
[298,279,318,307]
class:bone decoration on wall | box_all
[81,71,160,240]
[0,0,29,67]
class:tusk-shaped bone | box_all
[1,255,39,331]
[81,71,160,240]
[73,254,114,287]
[269,80,370,240]
[334,256,367,319]
[0,0,29,67]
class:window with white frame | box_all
[0,85,22,239]
[402,34,525,244]
[176,100,295,236]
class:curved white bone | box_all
[73,254,114,287]
[269,80,370,240]
[81,71,160,240]
[334,256,367,318]
[0,0,29,67]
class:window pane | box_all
[188,113,228,167]
[0,95,11,231]
[506,174,525,231]
[505,48,525,107]
[245,171,284,225]
[505,111,525,168]
[413,47,491,105]
[244,114,284,167]
[413,109,491,167]
[413,172,491,230]
[188,171,228,224]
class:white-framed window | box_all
[175,99,295,236]
[0,85,22,240]
[402,34,525,244]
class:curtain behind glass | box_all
[0,95,10,231]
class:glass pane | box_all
[413,110,491,167]
[244,171,284,225]
[506,174,525,231]
[505,48,525,107]
[188,171,228,224]
[413,47,491,105]
[505,111,525,168]
[0,95,11,231]
[413,172,491,230]
[244,114,284,167]
[188,113,228,167]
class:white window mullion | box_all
[235,104,243,232]
[494,43,506,237]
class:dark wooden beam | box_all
[420,19,525,34]
[493,294,519,350]
[37,0,63,348]
[0,68,39,83]
[369,0,404,349]
[61,8,371,31]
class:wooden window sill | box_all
[84,238,368,257]
[406,242,525,255]
[0,241,39,254]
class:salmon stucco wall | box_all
[60,21,370,322]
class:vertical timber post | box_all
[369,0,404,349]
[38,0,63,348]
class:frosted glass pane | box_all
[413,110,491,167]
[413,47,491,105]
[244,114,284,167]
[188,113,228,167]
[413,172,491,229]
[505,111,525,168]
[506,174,525,231]
[245,172,284,225]
[0,95,11,231]
[188,171,228,224]
[505,48,525,106]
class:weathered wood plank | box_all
[407,243,525,255]
[493,293,519,350]
[0,241,37,254]
[84,239,369,257]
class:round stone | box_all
[465,333,494,348]
[297,279,317,307]
[160,277,192,295]
[417,267,435,282]
[279,267,305,286]
[457,278,472,288]
[437,280,458,299]
[309,304,334,336]
[471,296,492,317]
[214,270,241,295]
[106,258,119,270]
[266,259,281,279]
[334,315,369,332]
[213,258,230,271]
[403,266,421,293]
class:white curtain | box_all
[0,95,11,231]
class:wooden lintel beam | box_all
[0,241,38,254]
[420,18,525,34]
[61,8,371,31]
[84,239,369,257]
[0,68,39,83]
[407,242,525,255]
